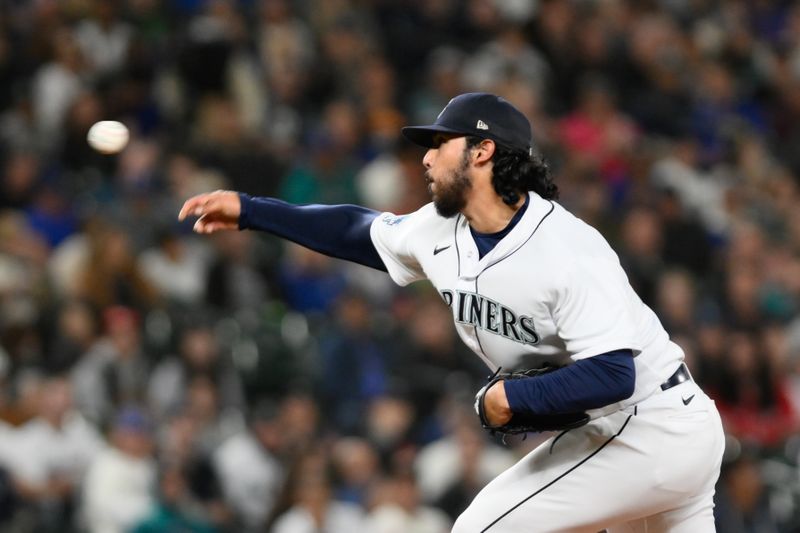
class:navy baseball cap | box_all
[402,93,533,155]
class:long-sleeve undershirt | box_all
[503,350,636,414]
[238,194,386,271]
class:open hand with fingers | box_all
[178,190,242,234]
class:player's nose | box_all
[423,148,435,169]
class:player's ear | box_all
[471,139,496,166]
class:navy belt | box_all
[660,363,691,391]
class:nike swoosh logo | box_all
[433,244,451,255]
[682,394,695,406]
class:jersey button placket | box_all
[453,279,478,349]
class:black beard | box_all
[428,153,471,218]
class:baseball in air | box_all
[87,120,129,154]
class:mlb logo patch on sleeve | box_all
[381,214,407,226]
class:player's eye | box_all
[431,134,453,148]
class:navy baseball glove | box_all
[474,366,590,436]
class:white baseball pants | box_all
[452,379,725,532]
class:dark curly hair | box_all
[466,136,558,203]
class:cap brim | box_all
[401,125,467,148]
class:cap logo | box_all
[476,120,489,130]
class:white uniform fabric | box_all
[370,192,724,532]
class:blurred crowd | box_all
[1,0,800,531]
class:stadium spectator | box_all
[414,408,515,518]
[82,407,156,533]
[148,321,243,422]
[330,437,380,506]
[364,472,451,533]
[72,306,150,426]
[0,374,103,532]
[131,462,216,533]
[269,448,365,533]
[212,400,285,531]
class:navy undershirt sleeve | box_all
[238,194,387,271]
[503,349,636,415]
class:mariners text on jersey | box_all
[440,289,540,346]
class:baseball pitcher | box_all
[179,93,724,532]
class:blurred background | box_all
[1,0,800,531]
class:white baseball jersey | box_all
[370,192,683,418]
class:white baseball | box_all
[87,121,130,154]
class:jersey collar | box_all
[455,192,554,280]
